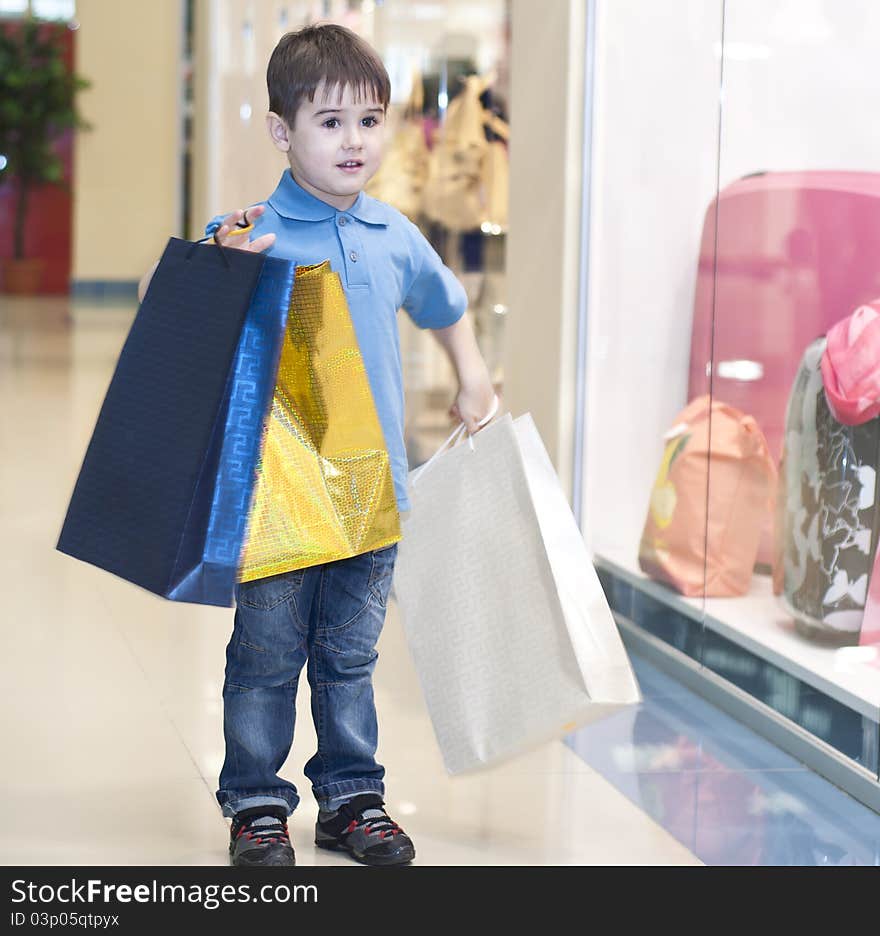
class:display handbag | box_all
[638,395,776,597]
[392,402,641,775]
[56,238,400,608]
[365,69,429,221]
[815,302,880,646]
[778,335,880,642]
[422,72,509,233]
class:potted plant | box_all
[0,15,90,294]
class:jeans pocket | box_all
[368,543,398,609]
[236,567,306,610]
[230,606,308,685]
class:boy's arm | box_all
[136,205,276,304]
[400,221,497,434]
[403,219,495,435]
[430,313,497,434]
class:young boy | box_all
[139,24,496,867]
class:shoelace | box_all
[344,810,404,841]
[233,816,290,847]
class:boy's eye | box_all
[361,116,380,127]
[322,118,340,128]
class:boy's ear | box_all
[266,112,291,152]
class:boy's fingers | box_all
[230,205,264,227]
[213,210,272,250]
[215,206,266,242]
[221,231,275,253]
[249,232,276,253]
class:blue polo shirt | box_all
[205,169,467,514]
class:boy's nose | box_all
[343,127,363,149]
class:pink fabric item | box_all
[820,299,880,426]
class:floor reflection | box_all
[566,654,880,865]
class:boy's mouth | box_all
[337,159,364,173]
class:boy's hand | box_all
[137,205,277,304]
[449,375,498,435]
[213,205,276,253]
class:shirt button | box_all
[338,216,347,226]
[349,250,358,262]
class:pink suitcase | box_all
[687,171,880,568]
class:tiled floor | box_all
[3,295,878,866]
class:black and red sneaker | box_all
[315,793,415,866]
[229,805,295,867]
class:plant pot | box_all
[2,258,46,294]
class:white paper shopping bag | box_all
[392,409,641,774]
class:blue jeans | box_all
[215,542,398,819]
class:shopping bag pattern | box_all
[170,247,296,602]
[56,237,292,607]
[238,260,401,581]
[393,411,640,774]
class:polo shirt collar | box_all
[268,169,390,226]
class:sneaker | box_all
[315,793,415,866]
[229,805,295,867]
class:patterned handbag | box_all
[818,302,880,646]
[779,336,880,641]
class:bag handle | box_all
[188,215,255,268]
[411,393,499,487]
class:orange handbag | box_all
[638,395,777,597]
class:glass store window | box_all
[584,0,880,787]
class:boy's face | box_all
[267,80,386,210]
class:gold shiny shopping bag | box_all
[238,260,401,582]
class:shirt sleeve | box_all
[401,224,468,330]
[204,214,226,238]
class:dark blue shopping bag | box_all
[56,237,295,607]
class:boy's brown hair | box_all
[267,23,391,128]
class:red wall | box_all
[0,20,75,294]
